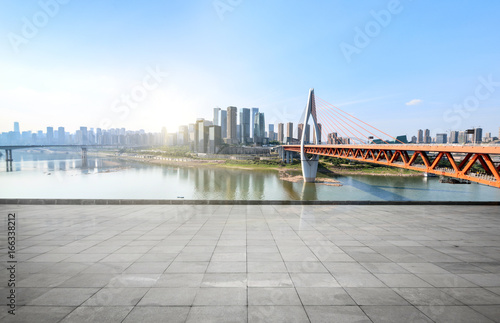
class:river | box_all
[1,149,499,201]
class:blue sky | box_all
[1,0,499,140]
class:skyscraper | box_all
[47,127,54,144]
[251,107,259,139]
[213,107,220,126]
[80,127,88,145]
[458,131,466,144]
[436,133,447,144]
[220,110,227,139]
[178,125,189,145]
[227,106,238,144]
[417,129,423,143]
[268,124,275,142]
[239,108,250,144]
[161,127,168,145]
[449,131,459,144]
[208,125,222,154]
[473,128,482,144]
[195,119,210,153]
[424,129,431,144]
[58,127,65,144]
[13,122,20,144]
[298,123,304,142]
[278,123,284,143]
[286,122,293,142]
[253,112,265,144]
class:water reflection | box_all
[1,151,499,201]
[48,161,55,172]
[301,182,318,200]
[281,180,300,200]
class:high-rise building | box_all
[424,129,431,144]
[208,125,222,154]
[298,123,311,143]
[167,133,177,146]
[161,127,168,145]
[327,132,339,144]
[188,124,196,147]
[417,129,423,143]
[80,127,88,145]
[195,119,210,153]
[278,123,284,143]
[268,124,275,142]
[12,122,21,144]
[58,127,65,144]
[473,128,482,144]
[458,131,466,144]
[220,110,227,139]
[436,133,447,144]
[47,127,54,144]
[253,112,265,144]
[313,123,322,144]
[96,128,102,145]
[227,106,238,144]
[449,131,459,144]
[286,122,293,143]
[298,124,304,141]
[213,107,220,126]
[251,107,259,139]
[240,108,250,144]
[178,125,189,145]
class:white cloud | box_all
[406,99,423,106]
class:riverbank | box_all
[99,152,422,178]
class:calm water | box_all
[1,150,499,201]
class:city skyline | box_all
[3,116,499,146]
[1,1,500,137]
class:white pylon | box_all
[301,88,320,183]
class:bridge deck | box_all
[284,144,500,188]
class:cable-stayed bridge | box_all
[284,89,500,188]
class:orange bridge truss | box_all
[284,144,500,188]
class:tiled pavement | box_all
[0,204,500,322]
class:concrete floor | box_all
[0,204,499,322]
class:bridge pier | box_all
[301,155,319,183]
[5,149,13,172]
[284,151,294,164]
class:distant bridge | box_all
[283,89,500,188]
[0,144,126,172]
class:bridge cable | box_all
[316,101,375,144]
[316,96,406,144]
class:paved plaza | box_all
[1,204,500,322]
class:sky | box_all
[1,0,500,140]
